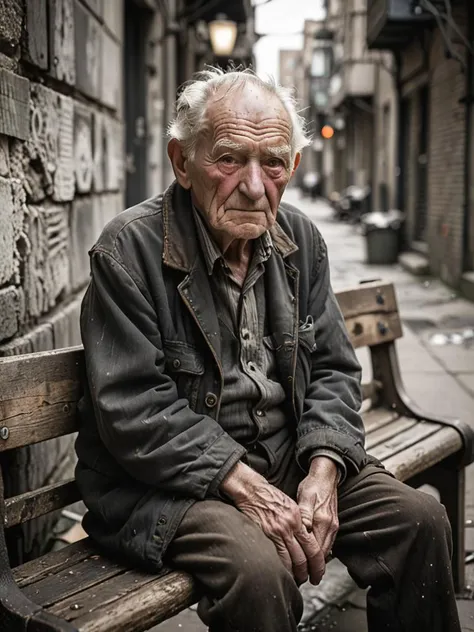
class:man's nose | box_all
[239,161,265,201]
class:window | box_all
[311,50,327,77]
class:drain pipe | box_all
[463,4,474,271]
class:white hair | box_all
[167,67,311,161]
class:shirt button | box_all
[241,329,250,340]
[255,409,265,417]
[205,392,218,408]
[172,358,181,369]
[247,362,256,371]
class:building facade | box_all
[0,0,253,563]
[367,0,474,295]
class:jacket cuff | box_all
[309,449,347,485]
[297,428,366,479]
[206,436,247,497]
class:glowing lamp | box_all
[209,15,238,57]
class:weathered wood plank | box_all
[5,479,80,528]
[49,568,169,621]
[336,282,398,320]
[0,347,83,451]
[74,571,197,632]
[362,408,399,434]
[0,69,30,141]
[345,312,402,349]
[370,421,441,462]
[384,427,463,481]
[365,416,417,451]
[22,556,125,608]
[13,540,97,588]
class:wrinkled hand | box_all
[297,457,339,562]
[221,462,325,585]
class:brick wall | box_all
[398,2,468,286]
[0,0,125,563]
[426,4,467,285]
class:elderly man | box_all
[76,69,460,632]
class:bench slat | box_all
[48,568,169,622]
[22,555,125,608]
[362,408,399,434]
[336,281,398,320]
[74,570,197,632]
[5,479,80,529]
[384,426,463,481]
[370,421,441,462]
[13,539,94,588]
[365,416,417,451]
[0,347,83,451]
[345,311,402,349]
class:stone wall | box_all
[0,0,125,564]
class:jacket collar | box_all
[162,181,298,272]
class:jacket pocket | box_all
[162,340,205,409]
[297,316,317,353]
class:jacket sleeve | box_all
[80,248,246,499]
[295,230,366,475]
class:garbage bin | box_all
[361,210,404,265]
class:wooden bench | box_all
[0,281,473,631]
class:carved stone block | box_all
[0,175,14,285]
[102,0,122,41]
[0,134,9,176]
[24,203,70,318]
[103,115,124,191]
[74,0,101,100]
[70,197,98,290]
[74,102,93,193]
[0,69,29,140]
[24,0,48,70]
[101,30,121,111]
[49,0,75,85]
[0,0,23,54]
[0,286,22,342]
[81,0,102,18]
[20,84,74,203]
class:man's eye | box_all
[267,158,284,168]
[220,155,237,165]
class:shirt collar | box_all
[192,204,274,276]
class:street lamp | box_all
[209,15,238,57]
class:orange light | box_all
[321,125,335,139]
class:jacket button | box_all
[205,392,217,408]
[172,358,181,369]
[158,517,167,525]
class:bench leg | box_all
[414,464,466,593]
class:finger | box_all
[297,489,315,531]
[313,516,339,560]
[295,529,326,585]
[272,538,294,575]
[284,536,309,586]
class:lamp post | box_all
[208,14,238,57]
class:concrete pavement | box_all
[154,190,474,631]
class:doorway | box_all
[124,0,150,207]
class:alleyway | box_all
[155,191,474,631]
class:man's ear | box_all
[291,152,301,175]
[167,139,192,189]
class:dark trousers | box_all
[166,461,460,632]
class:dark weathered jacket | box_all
[75,182,366,571]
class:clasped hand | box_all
[228,457,339,586]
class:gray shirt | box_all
[193,206,345,483]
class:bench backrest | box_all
[0,281,401,528]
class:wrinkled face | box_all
[171,83,300,243]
